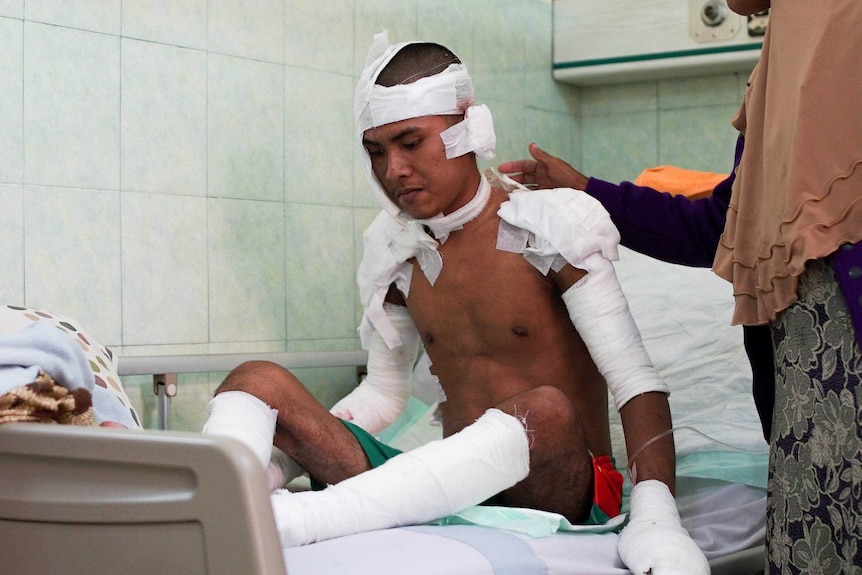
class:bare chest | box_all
[405,224,563,352]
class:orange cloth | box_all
[633,166,727,200]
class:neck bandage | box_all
[355,30,497,227]
[357,175,491,350]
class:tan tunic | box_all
[713,0,862,325]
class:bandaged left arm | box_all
[560,253,668,410]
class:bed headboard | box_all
[0,423,286,575]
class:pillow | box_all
[0,305,141,428]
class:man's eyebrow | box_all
[363,125,423,147]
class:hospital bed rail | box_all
[118,350,368,430]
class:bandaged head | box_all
[355,31,497,225]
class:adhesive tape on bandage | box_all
[561,255,668,410]
[440,104,496,160]
[202,390,277,468]
[330,304,420,434]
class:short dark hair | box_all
[375,43,461,88]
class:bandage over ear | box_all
[330,303,420,434]
[271,408,529,548]
[561,254,669,410]
[618,480,710,575]
[355,30,497,226]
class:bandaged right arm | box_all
[560,254,707,574]
[330,303,420,435]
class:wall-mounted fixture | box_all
[553,0,767,86]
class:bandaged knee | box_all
[270,408,530,548]
[561,254,669,410]
[202,390,303,491]
[618,480,709,575]
[330,303,420,435]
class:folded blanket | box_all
[634,166,728,199]
[0,370,96,426]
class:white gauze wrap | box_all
[203,391,306,492]
[355,30,496,227]
[561,254,668,410]
[618,480,710,575]
[357,176,491,349]
[495,173,668,410]
[271,408,529,548]
[331,303,420,435]
[202,390,277,469]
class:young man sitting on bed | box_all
[202,33,708,575]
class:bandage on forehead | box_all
[364,63,472,129]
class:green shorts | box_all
[310,419,403,490]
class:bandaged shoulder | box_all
[331,303,420,435]
[560,253,668,410]
[356,211,424,349]
[494,178,620,273]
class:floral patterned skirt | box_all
[769,259,862,575]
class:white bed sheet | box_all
[283,480,765,575]
[283,247,769,574]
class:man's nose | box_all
[386,149,410,179]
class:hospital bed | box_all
[0,246,768,574]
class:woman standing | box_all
[715,1,862,572]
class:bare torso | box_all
[396,188,613,457]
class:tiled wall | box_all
[0,0,752,429]
[579,74,751,183]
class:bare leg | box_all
[213,360,371,484]
[494,385,594,523]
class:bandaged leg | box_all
[202,390,304,491]
[271,408,530,548]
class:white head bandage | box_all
[355,31,497,225]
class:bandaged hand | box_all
[618,480,709,575]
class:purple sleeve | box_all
[583,136,743,268]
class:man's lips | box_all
[396,187,422,200]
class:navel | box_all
[512,326,528,337]
[424,332,435,344]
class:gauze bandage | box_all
[355,30,497,226]
[271,408,529,548]
[331,304,420,434]
[267,446,305,491]
[618,480,709,575]
[357,176,491,350]
[494,177,667,410]
[202,391,277,467]
[202,391,304,492]
[561,254,669,410]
